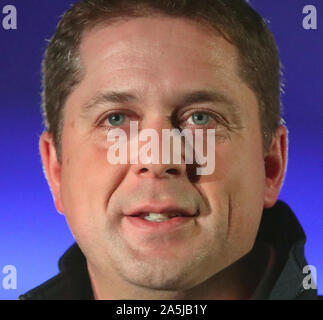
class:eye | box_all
[107,113,126,126]
[178,109,226,130]
[189,112,210,125]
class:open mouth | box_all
[134,212,186,222]
[123,207,199,232]
[129,210,198,223]
[124,204,199,226]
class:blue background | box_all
[0,0,322,299]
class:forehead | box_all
[81,16,223,56]
[66,16,258,125]
[79,16,238,80]
[76,16,248,104]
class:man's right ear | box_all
[39,131,64,214]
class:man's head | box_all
[39,0,288,299]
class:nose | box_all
[130,118,187,179]
[132,160,186,178]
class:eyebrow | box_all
[81,89,243,124]
[174,89,239,111]
[82,91,138,113]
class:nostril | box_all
[165,168,179,175]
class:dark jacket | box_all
[19,200,321,300]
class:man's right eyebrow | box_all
[81,91,138,114]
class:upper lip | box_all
[124,203,198,218]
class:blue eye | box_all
[191,112,209,125]
[107,113,126,126]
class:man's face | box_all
[48,17,271,291]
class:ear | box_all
[39,131,64,214]
[263,125,289,208]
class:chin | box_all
[118,254,207,291]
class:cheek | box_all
[224,141,266,252]
[200,137,266,254]
[59,127,129,239]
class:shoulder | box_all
[19,243,93,300]
[19,272,70,300]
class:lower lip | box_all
[124,216,193,232]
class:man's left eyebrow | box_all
[175,89,235,107]
[81,90,138,114]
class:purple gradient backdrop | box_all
[0,0,322,299]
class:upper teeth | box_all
[143,212,179,222]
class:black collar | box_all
[256,200,317,299]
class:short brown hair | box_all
[41,0,284,161]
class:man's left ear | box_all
[263,125,289,208]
